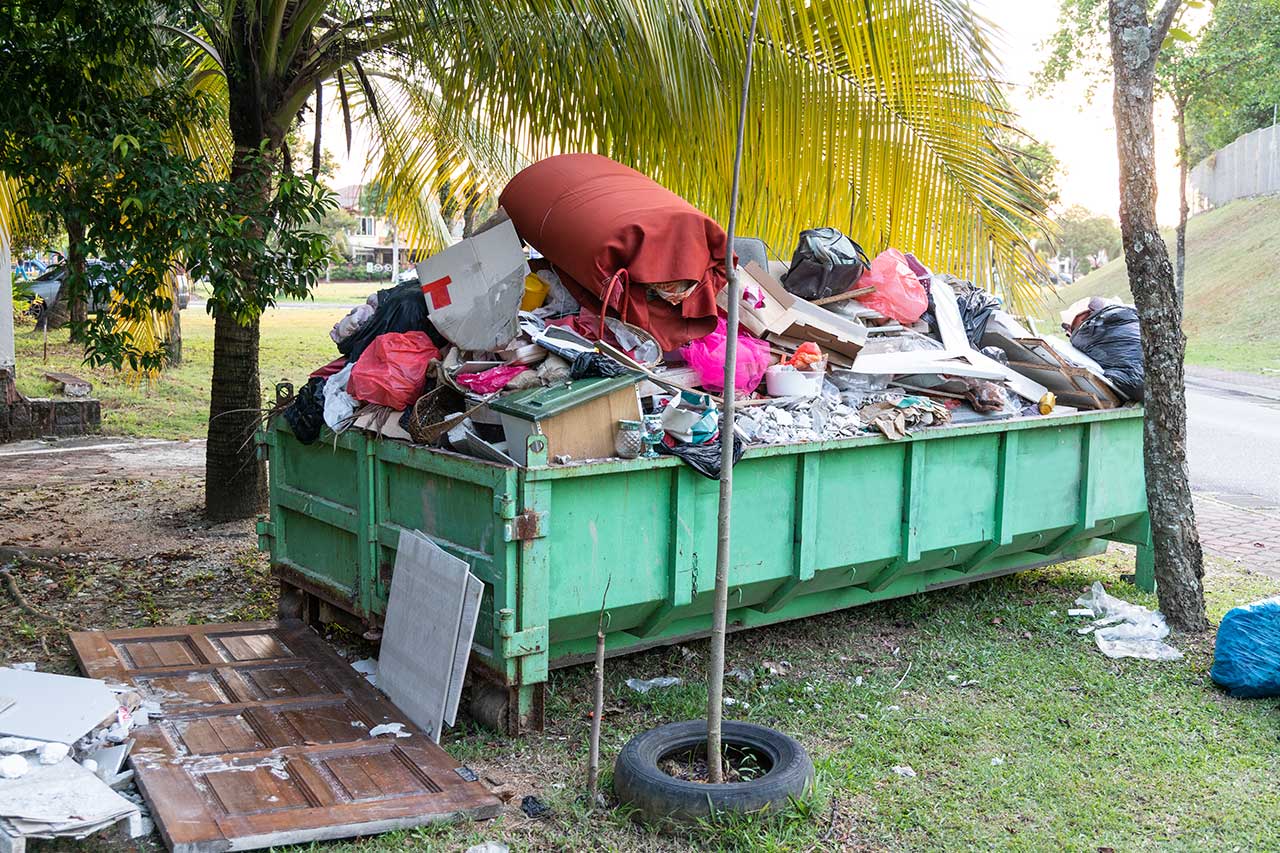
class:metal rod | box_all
[707,0,762,785]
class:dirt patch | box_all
[0,439,276,672]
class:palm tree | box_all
[14,1,1053,519]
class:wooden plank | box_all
[69,620,498,853]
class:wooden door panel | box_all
[70,620,498,852]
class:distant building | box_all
[335,184,418,267]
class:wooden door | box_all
[71,621,499,853]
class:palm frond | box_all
[385,0,1050,309]
[349,68,528,254]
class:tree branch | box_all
[1150,0,1184,51]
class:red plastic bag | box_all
[856,248,929,324]
[348,331,439,409]
[683,318,771,395]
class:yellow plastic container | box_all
[520,272,550,311]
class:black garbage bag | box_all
[282,376,327,444]
[655,433,744,479]
[569,351,629,380]
[956,284,1001,346]
[1070,305,1144,400]
[338,280,448,361]
[781,227,870,300]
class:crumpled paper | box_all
[858,395,950,440]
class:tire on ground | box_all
[613,720,814,823]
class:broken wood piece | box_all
[811,285,876,306]
[41,372,91,398]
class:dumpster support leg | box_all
[1135,544,1156,593]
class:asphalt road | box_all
[1186,368,1280,507]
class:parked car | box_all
[27,261,190,318]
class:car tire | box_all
[613,720,814,824]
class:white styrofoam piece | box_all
[377,530,470,742]
[928,277,971,352]
[444,573,483,727]
[923,283,1049,403]
[844,351,1007,379]
[0,669,117,744]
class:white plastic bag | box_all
[323,363,359,432]
[1074,582,1183,661]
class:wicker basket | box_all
[405,385,483,445]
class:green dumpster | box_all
[258,406,1150,734]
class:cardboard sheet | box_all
[723,263,869,357]
[414,216,527,351]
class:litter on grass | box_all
[1074,582,1183,661]
[625,676,682,694]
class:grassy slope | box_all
[1035,195,1280,375]
[12,306,346,439]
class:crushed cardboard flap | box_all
[414,214,527,352]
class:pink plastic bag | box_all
[348,331,439,409]
[856,248,929,324]
[456,364,529,394]
[683,318,771,395]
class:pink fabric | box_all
[683,318,771,395]
[456,364,530,394]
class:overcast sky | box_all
[320,1,1186,225]
[980,0,1184,223]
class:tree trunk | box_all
[205,311,265,521]
[167,287,183,365]
[1174,100,1189,309]
[1108,0,1208,632]
[65,218,88,337]
[312,82,323,179]
[204,29,279,522]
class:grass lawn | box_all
[298,552,1277,853]
[11,306,345,439]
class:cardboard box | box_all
[717,263,869,358]
[414,215,527,351]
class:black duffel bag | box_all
[781,227,870,300]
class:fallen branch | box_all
[0,567,65,626]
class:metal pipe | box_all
[707,0,762,784]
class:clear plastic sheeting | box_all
[1073,582,1183,661]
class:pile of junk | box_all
[281,153,1144,478]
